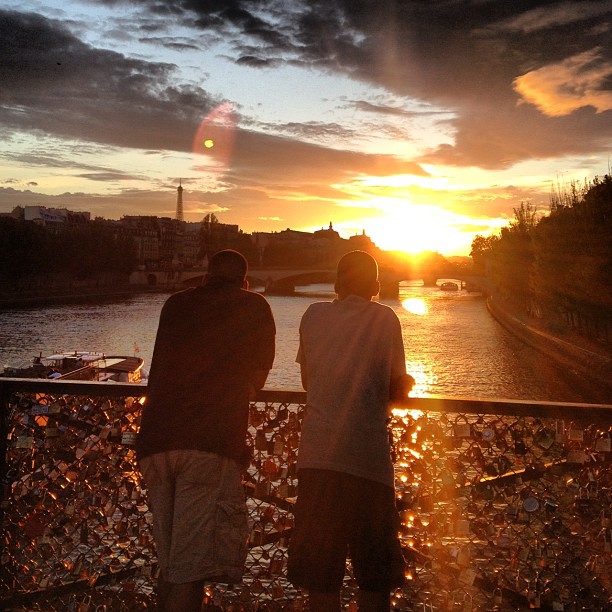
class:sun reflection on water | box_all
[401,297,428,315]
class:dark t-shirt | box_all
[136,282,275,466]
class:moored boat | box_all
[440,281,459,291]
[2,351,145,383]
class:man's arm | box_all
[296,333,307,390]
[248,297,276,398]
[389,373,415,404]
[388,312,411,406]
[300,362,308,391]
[250,369,271,393]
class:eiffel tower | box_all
[175,178,184,222]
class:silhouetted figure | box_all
[137,249,276,612]
[288,250,412,612]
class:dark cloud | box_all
[224,129,428,189]
[0,151,150,182]
[236,55,278,67]
[3,0,612,194]
[75,172,149,182]
[351,101,449,118]
[153,0,612,167]
[260,120,357,142]
[0,9,216,151]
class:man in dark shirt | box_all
[137,250,275,612]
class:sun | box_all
[356,200,469,255]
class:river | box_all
[0,281,607,403]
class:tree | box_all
[532,175,612,339]
[470,234,499,275]
[486,202,538,308]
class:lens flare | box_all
[192,102,236,174]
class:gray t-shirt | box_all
[296,295,406,487]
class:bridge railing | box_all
[0,379,611,611]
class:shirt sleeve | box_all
[249,296,276,371]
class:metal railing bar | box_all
[1,379,610,420]
[0,563,155,610]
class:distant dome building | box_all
[314,222,340,241]
[348,229,374,251]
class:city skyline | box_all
[1,1,611,256]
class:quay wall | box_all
[487,294,612,386]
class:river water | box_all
[0,282,607,403]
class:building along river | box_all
[0,281,609,404]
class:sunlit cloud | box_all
[514,49,612,116]
[188,204,229,215]
[491,1,612,33]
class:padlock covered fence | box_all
[0,379,611,611]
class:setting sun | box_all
[347,198,474,255]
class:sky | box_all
[1,0,611,256]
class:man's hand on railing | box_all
[390,373,415,405]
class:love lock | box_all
[254,430,268,451]
[573,487,597,515]
[453,416,471,439]
[269,549,284,575]
[568,422,584,442]
[594,432,611,453]
[534,426,555,450]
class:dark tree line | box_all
[471,175,612,343]
[0,218,137,291]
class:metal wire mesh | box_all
[0,387,611,610]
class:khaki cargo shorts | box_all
[139,449,248,584]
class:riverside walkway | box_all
[1,378,611,610]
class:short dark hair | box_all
[335,250,378,296]
[208,249,248,284]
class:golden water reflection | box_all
[402,361,436,397]
[401,297,428,315]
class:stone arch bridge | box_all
[131,267,488,297]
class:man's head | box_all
[205,249,248,288]
[335,250,379,300]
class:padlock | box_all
[269,433,285,456]
[568,422,584,441]
[77,595,91,612]
[269,549,284,574]
[493,588,502,606]
[514,438,527,456]
[456,547,470,567]
[262,457,279,478]
[604,528,612,552]
[255,430,268,451]
[566,447,587,464]
[255,479,271,498]
[523,493,539,513]
[534,426,555,450]
[277,478,290,498]
[453,417,471,438]
[573,487,596,514]
[594,432,611,452]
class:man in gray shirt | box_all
[288,250,412,611]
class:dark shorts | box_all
[287,468,405,593]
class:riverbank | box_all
[487,294,612,392]
[0,285,175,309]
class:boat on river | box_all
[2,351,145,383]
[440,281,459,291]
